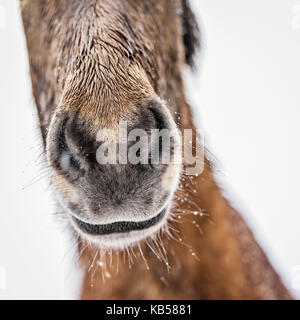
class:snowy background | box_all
[0,0,299,299]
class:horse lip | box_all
[72,208,167,236]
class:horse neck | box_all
[77,100,291,300]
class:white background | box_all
[0,0,299,299]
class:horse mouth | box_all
[72,208,167,236]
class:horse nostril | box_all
[49,115,86,175]
[148,106,167,131]
[143,103,177,167]
[56,116,68,156]
[60,151,81,172]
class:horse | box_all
[21,0,291,299]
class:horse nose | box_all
[48,98,177,177]
[46,98,181,224]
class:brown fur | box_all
[21,0,291,299]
